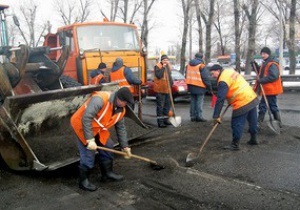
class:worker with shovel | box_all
[209,64,260,150]
[252,47,283,129]
[71,87,133,191]
[153,54,173,128]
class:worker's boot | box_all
[247,133,258,145]
[99,160,123,182]
[157,119,167,128]
[257,112,265,131]
[223,141,240,151]
[273,111,282,128]
[79,166,97,191]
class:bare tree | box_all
[213,0,233,56]
[13,1,48,47]
[201,0,215,63]
[140,0,156,50]
[179,0,194,75]
[54,0,92,25]
[109,0,120,21]
[117,0,143,23]
[243,0,259,75]
[233,0,244,72]
[260,0,289,50]
[194,0,204,53]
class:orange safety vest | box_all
[185,63,206,88]
[218,69,257,110]
[110,66,134,93]
[153,62,171,94]
[89,74,104,85]
[70,91,126,146]
[260,62,283,95]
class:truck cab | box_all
[44,20,147,97]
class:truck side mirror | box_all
[59,32,66,46]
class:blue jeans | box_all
[77,137,114,169]
[258,95,279,115]
[190,93,205,120]
[156,93,171,124]
[231,107,258,144]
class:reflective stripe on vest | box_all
[70,91,126,145]
[218,69,257,110]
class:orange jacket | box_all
[89,74,104,85]
[70,91,126,145]
[260,62,283,95]
[110,66,134,93]
[153,62,171,94]
[185,63,206,88]
[218,69,257,110]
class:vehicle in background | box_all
[43,19,147,98]
[146,69,189,100]
[284,59,300,70]
[217,55,231,67]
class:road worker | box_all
[70,87,133,191]
[253,47,283,129]
[153,54,173,128]
[89,62,107,85]
[185,52,212,122]
[110,57,142,93]
[210,64,259,150]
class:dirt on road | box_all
[1,117,300,210]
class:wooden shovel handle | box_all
[197,104,230,155]
[96,146,158,165]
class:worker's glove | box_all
[86,138,97,150]
[213,117,222,125]
[122,147,132,159]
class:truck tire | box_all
[60,75,82,88]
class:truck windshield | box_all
[77,25,140,51]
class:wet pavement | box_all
[1,90,300,209]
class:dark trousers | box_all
[190,93,205,120]
[258,95,279,115]
[156,93,171,124]
[231,107,258,144]
[78,137,114,169]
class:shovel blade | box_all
[169,116,182,127]
[186,152,198,163]
[267,120,281,135]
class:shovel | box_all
[96,146,165,170]
[186,104,230,165]
[252,63,280,135]
[165,66,181,127]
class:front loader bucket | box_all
[0,85,103,171]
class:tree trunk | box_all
[203,0,215,64]
[179,0,192,75]
[194,0,203,53]
[233,0,241,72]
[287,0,296,75]
[243,0,259,75]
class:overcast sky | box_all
[2,0,184,55]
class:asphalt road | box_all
[1,90,300,210]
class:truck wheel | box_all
[60,75,82,88]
